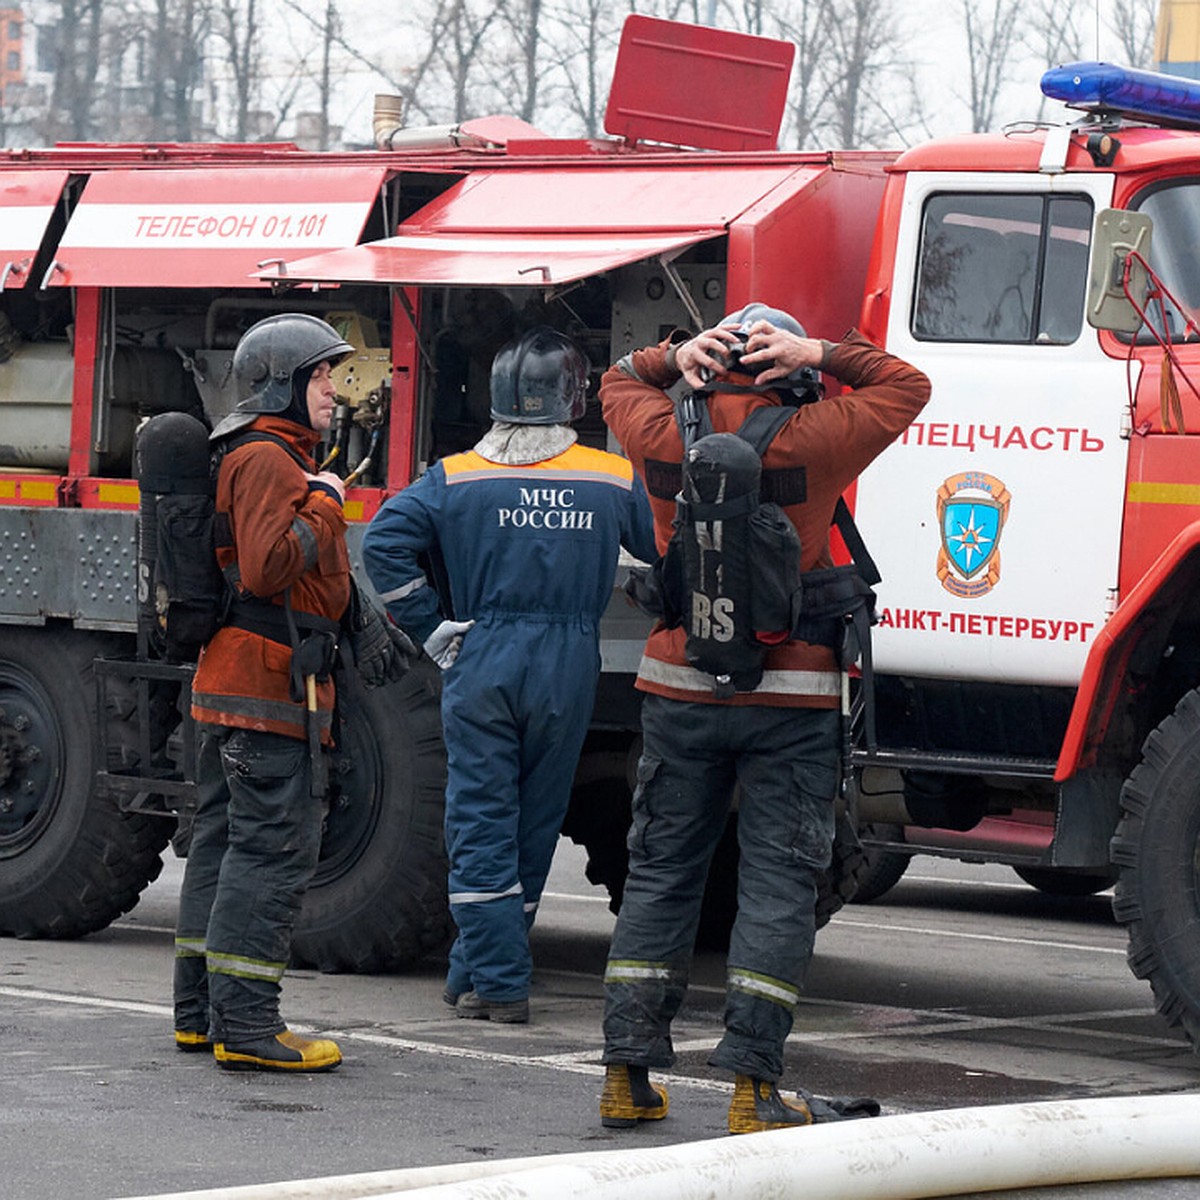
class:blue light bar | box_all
[1041,61,1200,129]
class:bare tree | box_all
[385,0,504,126]
[46,0,106,140]
[1111,0,1159,69]
[1024,0,1086,121]
[215,0,260,139]
[819,0,921,148]
[146,0,210,139]
[1025,0,1085,68]
[958,0,1023,133]
[276,0,343,148]
[545,0,626,137]
[775,0,837,148]
[313,0,338,147]
[497,0,546,123]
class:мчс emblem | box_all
[936,471,1011,598]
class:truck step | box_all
[851,746,1058,779]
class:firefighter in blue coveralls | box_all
[362,326,656,1023]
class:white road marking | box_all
[899,873,1113,893]
[0,984,729,1095]
[827,915,1125,955]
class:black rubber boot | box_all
[454,991,530,1024]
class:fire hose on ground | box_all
[119,1092,1200,1200]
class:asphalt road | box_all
[3,842,1200,1200]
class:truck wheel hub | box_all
[0,672,61,844]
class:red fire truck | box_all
[4,20,1200,1046]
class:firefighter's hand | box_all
[352,600,416,688]
[423,619,475,670]
[739,321,824,386]
[307,470,346,502]
[674,326,743,389]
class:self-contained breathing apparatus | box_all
[136,409,412,798]
[624,327,880,748]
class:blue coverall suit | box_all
[362,440,655,1002]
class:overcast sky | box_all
[274,0,1143,149]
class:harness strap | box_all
[225,596,340,647]
[669,392,879,749]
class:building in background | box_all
[0,7,24,104]
[1157,0,1200,79]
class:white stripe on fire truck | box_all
[59,202,371,250]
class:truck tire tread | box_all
[1111,688,1200,1047]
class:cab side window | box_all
[1134,179,1200,343]
[913,193,1092,345]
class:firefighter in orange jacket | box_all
[174,313,409,1072]
[597,304,930,1133]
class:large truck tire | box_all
[0,627,170,938]
[1111,688,1200,1046]
[291,660,452,973]
[850,823,913,904]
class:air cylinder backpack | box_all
[135,411,335,665]
[625,398,880,741]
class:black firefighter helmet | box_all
[489,325,588,425]
[210,313,354,441]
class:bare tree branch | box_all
[958,0,1023,133]
[1111,0,1159,69]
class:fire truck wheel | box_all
[1111,687,1200,1046]
[1012,865,1116,896]
[0,628,170,938]
[291,659,453,973]
[850,824,913,903]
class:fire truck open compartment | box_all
[0,79,895,970]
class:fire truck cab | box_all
[850,60,1200,1048]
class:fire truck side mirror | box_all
[1086,208,1153,334]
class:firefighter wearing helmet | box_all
[596,305,930,1133]
[175,313,412,1072]
[363,325,656,1023]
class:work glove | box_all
[346,582,417,688]
[794,1088,881,1122]
[423,619,475,670]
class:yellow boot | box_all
[214,1029,342,1073]
[600,1064,669,1128]
[728,1075,813,1134]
